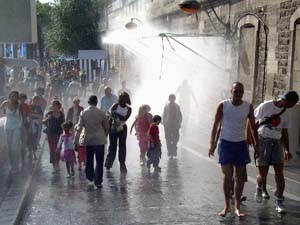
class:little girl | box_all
[130,105,152,166]
[57,121,76,177]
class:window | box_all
[238,24,258,103]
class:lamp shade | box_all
[125,21,138,30]
[179,0,200,14]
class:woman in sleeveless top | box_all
[105,92,132,173]
[43,100,65,173]
[0,91,22,174]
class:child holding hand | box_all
[147,115,162,172]
[57,121,76,178]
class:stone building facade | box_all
[101,0,300,105]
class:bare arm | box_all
[248,104,260,159]
[75,112,84,132]
[246,120,254,146]
[208,103,223,157]
[282,128,292,161]
[42,112,50,124]
[130,118,137,135]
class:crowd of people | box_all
[0,60,184,186]
[0,62,299,218]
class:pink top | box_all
[136,113,152,137]
[57,133,75,151]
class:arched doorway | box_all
[291,18,300,91]
[237,24,259,103]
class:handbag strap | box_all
[259,107,286,127]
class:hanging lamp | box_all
[178,0,201,14]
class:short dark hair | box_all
[9,91,19,99]
[168,94,176,101]
[119,92,131,105]
[52,100,62,109]
[62,121,73,131]
[88,95,98,105]
[19,93,27,99]
[153,115,162,123]
[232,81,244,88]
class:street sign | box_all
[0,0,37,43]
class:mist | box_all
[103,20,232,147]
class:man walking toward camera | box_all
[254,91,299,214]
[209,82,259,217]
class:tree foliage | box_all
[46,0,104,56]
[36,1,53,63]
[36,1,52,27]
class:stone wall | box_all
[103,0,300,104]
[276,0,300,95]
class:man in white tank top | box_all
[208,82,259,217]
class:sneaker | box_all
[275,199,286,214]
[262,191,270,200]
[140,160,144,166]
[255,187,263,203]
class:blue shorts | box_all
[218,139,250,166]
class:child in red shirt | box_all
[147,115,162,172]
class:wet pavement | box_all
[20,134,300,225]
[0,143,43,225]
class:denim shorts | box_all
[218,139,250,166]
[257,136,284,166]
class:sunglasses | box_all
[233,90,244,94]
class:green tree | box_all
[36,0,53,64]
[46,0,104,56]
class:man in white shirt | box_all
[254,91,299,214]
[209,82,259,217]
